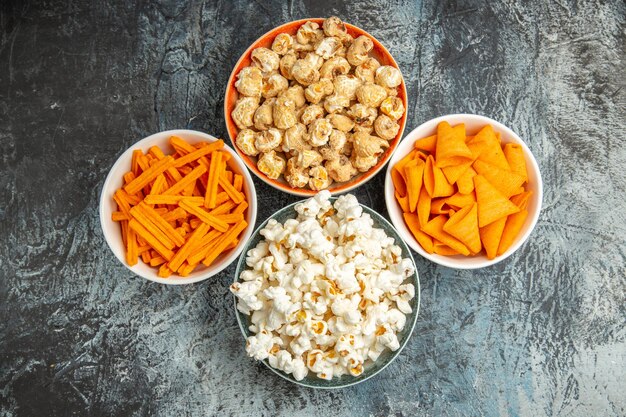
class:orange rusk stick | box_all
[137,244,151,254]
[123,171,136,185]
[233,174,243,192]
[224,170,234,184]
[128,219,175,261]
[162,165,207,195]
[158,264,173,278]
[125,193,142,206]
[233,201,248,215]
[113,189,133,217]
[131,150,143,175]
[225,239,239,250]
[216,213,245,224]
[205,151,223,208]
[126,227,138,266]
[124,156,174,195]
[150,256,166,267]
[187,230,223,265]
[168,223,210,272]
[179,200,229,232]
[134,203,186,247]
[209,200,237,216]
[170,137,212,170]
[120,220,128,247]
[160,207,188,222]
[216,191,230,206]
[141,249,151,263]
[144,195,204,205]
[203,221,248,266]
[149,175,167,195]
[218,175,244,204]
[172,139,224,168]
[149,145,184,182]
[129,206,176,249]
[112,211,129,221]
[178,262,198,277]
[137,154,151,171]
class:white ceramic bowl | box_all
[99,129,257,284]
[385,114,543,269]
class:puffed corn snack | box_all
[232,17,405,190]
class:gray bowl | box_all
[233,198,421,389]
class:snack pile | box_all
[391,122,532,259]
[231,191,415,381]
[231,16,406,190]
[111,136,249,277]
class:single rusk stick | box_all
[149,145,184,185]
[158,264,173,278]
[179,200,229,232]
[112,211,129,221]
[149,175,167,195]
[134,202,186,247]
[209,200,237,216]
[141,250,151,264]
[144,195,204,205]
[233,200,248,215]
[160,207,188,222]
[178,261,198,277]
[128,219,175,261]
[172,139,224,168]
[205,151,223,208]
[129,205,176,250]
[187,230,223,265]
[203,220,248,266]
[126,227,138,266]
[168,223,210,272]
[216,213,244,224]
[131,150,143,175]
[150,256,166,267]
[218,174,244,204]
[233,174,243,192]
[124,156,174,195]
[162,164,207,195]
[113,189,133,217]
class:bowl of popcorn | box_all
[231,191,419,388]
[225,17,408,196]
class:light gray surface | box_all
[0,0,625,416]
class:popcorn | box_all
[231,192,415,381]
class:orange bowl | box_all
[224,18,408,197]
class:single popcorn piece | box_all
[231,192,417,381]
[257,150,286,179]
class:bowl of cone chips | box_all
[385,114,542,269]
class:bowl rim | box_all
[223,17,409,197]
[99,129,258,285]
[384,113,544,269]
[232,197,421,389]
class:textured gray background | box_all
[1,0,625,416]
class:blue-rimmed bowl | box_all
[232,198,420,389]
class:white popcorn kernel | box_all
[385,308,407,331]
[246,241,269,267]
[292,358,308,381]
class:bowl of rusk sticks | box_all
[99,129,257,284]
